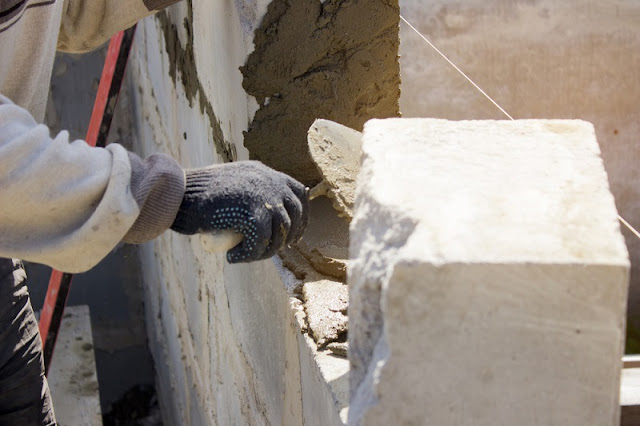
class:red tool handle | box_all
[39,25,137,374]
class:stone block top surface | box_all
[359,118,629,266]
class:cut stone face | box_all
[348,118,630,426]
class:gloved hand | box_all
[170,161,309,263]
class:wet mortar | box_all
[242,0,401,186]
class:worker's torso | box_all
[0,0,64,121]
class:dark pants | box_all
[0,258,56,425]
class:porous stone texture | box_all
[398,0,640,345]
[241,0,401,186]
[349,118,630,425]
[303,280,348,348]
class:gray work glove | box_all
[170,161,309,263]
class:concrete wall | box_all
[127,0,398,423]
[398,0,640,337]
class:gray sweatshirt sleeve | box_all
[58,0,182,53]
[0,95,184,273]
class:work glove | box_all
[170,161,309,263]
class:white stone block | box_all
[348,118,630,425]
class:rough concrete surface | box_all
[622,367,640,425]
[349,118,629,425]
[398,0,640,341]
[156,4,236,162]
[242,0,401,185]
[128,2,350,423]
[297,329,349,425]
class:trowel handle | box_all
[200,230,244,253]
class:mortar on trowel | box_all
[282,119,362,283]
[307,119,362,221]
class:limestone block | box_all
[348,118,630,425]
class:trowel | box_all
[307,119,363,221]
[200,118,362,253]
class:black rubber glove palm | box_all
[170,161,309,263]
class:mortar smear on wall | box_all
[157,5,237,162]
[241,0,401,185]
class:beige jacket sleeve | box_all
[58,0,180,53]
[0,96,185,273]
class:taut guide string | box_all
[399,14,640,241]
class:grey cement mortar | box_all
[241,0,401,186]
[156,2,236,162]
[302,280,348,348]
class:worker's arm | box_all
[0,95,184,272]
[0,96,309,272]
[58,0,181,53]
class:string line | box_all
[399,14,640,240]
[399,15,514,120]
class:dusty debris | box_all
[103,384,161,426]
[302,280,348,348]
[280,196,349,282]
